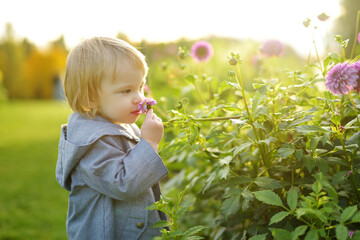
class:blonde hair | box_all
[64,36,148,118]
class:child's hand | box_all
[140,109,164,152]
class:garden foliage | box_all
[149,13,360,240]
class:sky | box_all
[0,0,343,57]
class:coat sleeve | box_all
[77,136,168,200]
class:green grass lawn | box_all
[0,100,73,239]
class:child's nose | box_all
[133,91,144,104]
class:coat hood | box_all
[56,113,140,191]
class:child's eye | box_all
[122,89,132,94]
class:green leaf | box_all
[258,137,277,146]
[303,155,315,173]
[222,176,253,187]
[285,115,314,129]
[340,205,357,223]
[331,114,341,125]
[321,132,330,145]
[304,229,318,240]
[169,230,184,237]
[251,91,262,113]
[201,172,216,194]
[291,225,307,240]
[294,125,328,133]
[151,220,171,228]
[248,233,268,240]
[287,188,298,211]
[176,206,189,220]
[221,195,240,218]
[332,171,349,185]
[219,156,233,166]
[309,137,320,151]
[230,119,247,126]
[145,204,158,211]
[253,83,265,89]
[182,236,204,240]
[269,228,291,240]
[223,80,240,90]
[233,142,253,156]
[218,165,230,180]
[276,148,295,158]
[185,74,197,84]
[312,180,322,195]
[183,225,208,238]
[296,208,327,223]
[351,212,360,222]
[295,149,303,161]
[253,190,284,208]
[269,211,290,225]
[254,177,283,189]
[344,116,359,129]
[336,224,348,240]
[317,158,328,174]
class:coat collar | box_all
[64,112,140,146]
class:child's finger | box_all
[145,108,153,120]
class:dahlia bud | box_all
[228,57,238,65]
[228,71,235,77]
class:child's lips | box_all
[131,110,141,115]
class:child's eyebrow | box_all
[114,81,145,89]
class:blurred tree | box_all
[0,28,67,99]
[23,36,67,99]
[22,38,36,57]
[0,69,8,101]
[333,0,360,57]
[0,23,26,98]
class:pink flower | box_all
[352,61,360,92]
[340,125,345,132]
[358,32,360,44]
[260,39,285,57]
[190,41,214,62]
[138,97,157,114]
[349,230,355,238]
[325,62,359,95]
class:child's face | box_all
[97,62,145,124]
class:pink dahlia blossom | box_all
[260,39,285,57]
[138,97,157,114]
[352,61,360,92]
[190,41,214,62]
[325,62,359,95]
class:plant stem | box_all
[339,136,352,171]
[235,64,250,116]
[311,29,324,77]
[235,63,270,176]
[348,92,360,126]
[350,10,360,59]
[193,115,241,121]
[339,136,360,202]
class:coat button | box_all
[136,222,144,229]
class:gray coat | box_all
[56,112,168,239]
